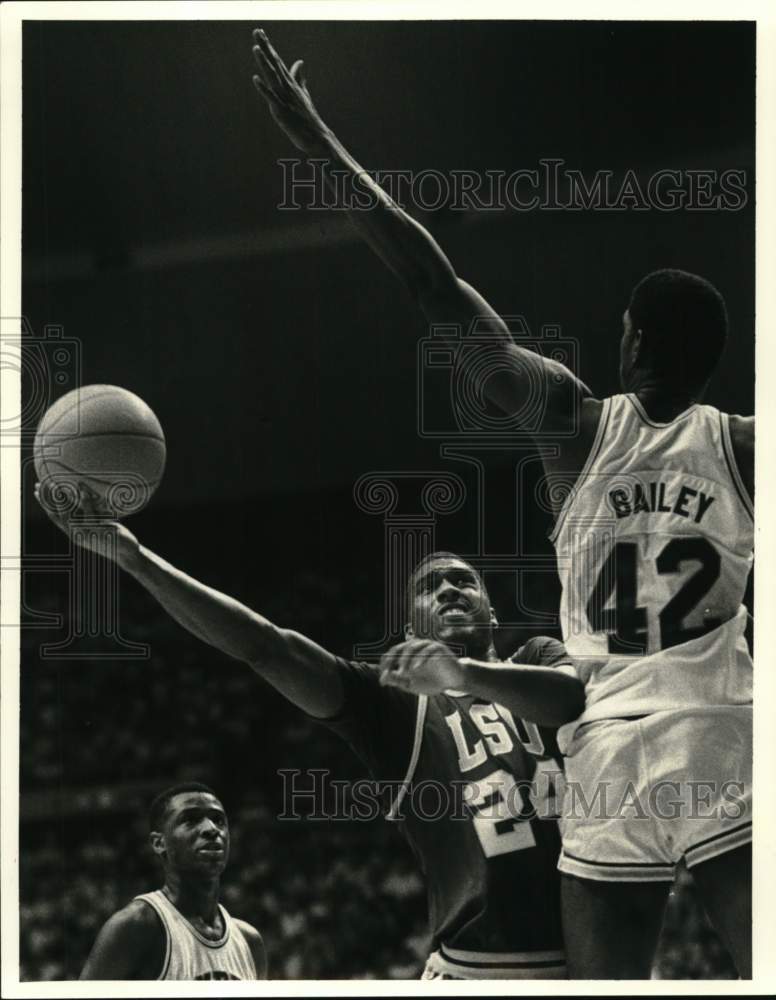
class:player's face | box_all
[409,558,494,648]
[160,792,230,877]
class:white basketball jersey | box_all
[135,890,257,980]
[551,394,753,753]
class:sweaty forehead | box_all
[166,792,224,821]
[413,559,477,585]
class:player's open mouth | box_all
[197,846,225,855]
[439,604,470,619]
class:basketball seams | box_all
[40,387,163,438]
[37,431,167,445]
[40,457,164,490]
[35,436,165,483]
[38,388,133,436]
[34,386,165,516]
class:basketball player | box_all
[79,783,266,980]
[37,466,576,979]
[250,28,753,978]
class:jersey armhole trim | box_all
[719,412,754,520]
[548,396,612,544]
[135,893,171,981]
[159,922,171,981]
[386,695,428,822]
[233,920,259,978]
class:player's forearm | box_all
[118,543,281,666]
[458,659,585,727]
[114,539,343,716]
[313,131,457,296]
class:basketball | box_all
[34,385,166,518]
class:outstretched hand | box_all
[34,481,140,567]
[251,28,331,155]
[379,638,466,696]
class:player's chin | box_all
[432,620,478,646]
[192,850,229,872]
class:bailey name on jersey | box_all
[608,480,715,523]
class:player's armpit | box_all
[79,900,165,980]
[248,627,346,719]
[234,919,268,979]
[418,277,593,435]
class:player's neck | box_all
[629,377,699,421]
[162,873,221,923]
[463,639,499,663]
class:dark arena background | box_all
[19,19,753,980]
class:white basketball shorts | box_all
[557,706,752,882]
[421,946,567,979]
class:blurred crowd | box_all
[19,565,737,980]
[20,805,428,980]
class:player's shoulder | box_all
[233,916,263,944]
[725,413,754,500]
[542,396,605,478]
[336,657,386,696]
[232,918,267,978]
[579,395,608,438]
[511,635,570,667]
[80,897,166,980]
[728,413,754,446]
[342,657,415,700]
[103,897,165,941]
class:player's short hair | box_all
[149,782,219,833]
[627,269,728,390]
[405,551,487,620]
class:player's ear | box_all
[149,830,166,859]
[631,327,646,366]
[404,622,414,639]
[489,606,499,627]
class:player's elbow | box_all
[243,623,313,677]
[556,676,585,725]
[242,619,286,670]
[407,262,457,305]
[413,274,469,330]
[530,672,585,728]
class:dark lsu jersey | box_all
[318,636,568,968]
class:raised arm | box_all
[379,639,584,728]
[251,28,591,435]
[37,489,345,719]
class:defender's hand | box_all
[35,481,140,569]
[251,28,331,155]
[379,639,466,696]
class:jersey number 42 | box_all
[586,537,721,653]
